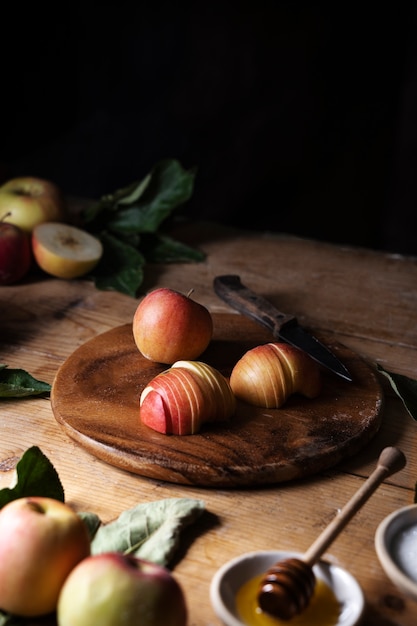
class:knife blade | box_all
[213,274,352,382]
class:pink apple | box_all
[140,360,236,434]
[0,176,67,233]
[0,496,91,617]
[57,552,188,626]
[230,342,322,408]
[0,220,32,285]
[133,287,213,364]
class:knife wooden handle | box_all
[213,275,296,333]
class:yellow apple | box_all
[0,496,91,617]
[0,176,67,232]
[57,552,188,626]
[32,222,103,279]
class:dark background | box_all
[1,2,417,254]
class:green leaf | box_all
[90,231,145,296]
[0,446,64,508]
[0,364,51,398]
[106,160,196,235]
[91,498,205,567]
[141,233,206,263]
[377,365,417,421]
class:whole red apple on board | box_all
[0,176,67,233]
[57,552,188,626]
[0,220,32,285]
[0,496,90,617]
[133,287,213,364]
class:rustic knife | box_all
[213,274,352,382]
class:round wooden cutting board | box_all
[51,314,384,488]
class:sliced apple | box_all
[32,222,103,279]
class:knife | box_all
[213,275,352,382]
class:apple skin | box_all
[0,221,32,285]
[140,360,236,435]
[57,552,188,626]
[0,496,91,617]
[0,176,67,233]
[133,287,213,364]
[230,342,322,408]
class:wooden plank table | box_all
[1,220,417,625]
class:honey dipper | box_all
[257,446,407,621]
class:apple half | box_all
[32,222,103,279]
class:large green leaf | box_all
[0,364,51,398]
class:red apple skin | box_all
[0,496,91,617]
[57,552,188,626]
[133,288,213,364]
[0,221,32,285]
[0,176,67,233]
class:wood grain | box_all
[51,314,384,487]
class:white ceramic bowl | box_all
[210,550,365,626]
[375,503,417,602]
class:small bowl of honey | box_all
[375,503,417,602]
[210,550,365,626]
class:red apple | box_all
[230,342,322,408]
[133,287,213,364]
[0,496,91,617]
[0,220,31,285]
[140,360,236,434]
[0,176,67,233]
[57,552,188,626]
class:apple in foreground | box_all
[0,220,32,285]
[133,287,213,364]
[0,176,67,232]
[32,222,103,279]
[0,496,90,617]
[57,552,188,626]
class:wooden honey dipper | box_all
[257,446,407,621]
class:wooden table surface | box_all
[1,220,417,625]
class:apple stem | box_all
[186,288,195,298]
[0,212,11,222]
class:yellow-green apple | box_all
[0,176,67,233]
[133,287,213,364]
[140,360,236,434]
[230,342,322,408]
[57,552,188,626]
[32,222,103,279]
[0,496,90,617]
[0,220,32,285]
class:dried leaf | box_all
[377,364,417,421]
[91,497,205,566]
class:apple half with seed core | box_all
[32,222,103,279]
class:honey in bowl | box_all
[236,573,340,626]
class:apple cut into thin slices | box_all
[32,222,103,279]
